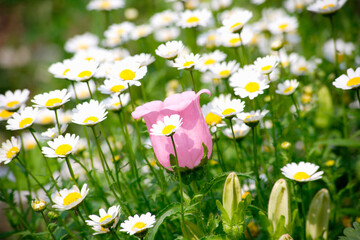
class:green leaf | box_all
[338,222,360,240]
[199,235,227,240]
[216,200,230,225]
[182,220,205,240]
[147,203,182,240]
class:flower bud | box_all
[223,172,242,221]
[306,188,330,240]
[31,199,46,212]
[48,211,59,220]
[279,234,293,240]
[271,39,284,51]
[281,141,291,150]
[268,179,291,232]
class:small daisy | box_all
[281,162,324,182]
[201,102,226,131]
[197,30,222,49]
[150,114,183,137]
[268,16,298,34]
[103,22,134,47]
[211,0,232,11]
[237,109,269,127]
[222,119,250,139]
[98,79,129,96]
[41,124,68,140]
[130,53,155,67]
[323,38,354,64]
[150,10,179,29]
[212,94,245,119]
[120,212,156,236]
[35,108,55,125]
[222,32,242,47]
[0,89,30,111]
[253,55,279,75]
[0,136,21,164]
[65,33,99,53]
[31,198,46,212]
[6,107,38,131]
[105,48,130,62]
[65,59,99,82]
[222,10,253,33]
[52,184,89,211]
[332,67,360,90]
[68,80,96,100]
[173,53,202,70]
[154,27,181,42]
[86,205,121,234]
[48,59,73,79]
[230,68,269,100]
[130,24,153,41]
[276,80,299,95]
[87,0,124,11]
[110,60,147,85]
[210,60,240,79]
[102,93,130,112]
[197,50,227,72]
[0,108,15,121]
[155,41,184,60]
[72,100,108,126]
[32,89,71,110]
[42,133,79,158]
[177,9,211,29]
[289,53,315,76]
[58,110,73,124]
[72,47,109,63]
[307,0,347,14]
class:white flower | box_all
[201,102,225,127]
[64,33,99,53]
[333,67,360,90]
[32,89,71,110]
[68,80,96,100]
[155,41,184,60]
[0,108,15,121]
[130,25,153,40]
[253,55,279,75]
[222,10,253,33]
[58,110,73,124]
[222,119,250,139]
[120,212,156,235]
[289,53,316,76]
[150,10,179,29]
[0,136,21,164]
[86,205,121,234]
[6,107,38,131]
[48,59,73,79]
[98,79,129,96]
[268,16,298,34]
[197,30,222,48]
[323,38,354,64]
[210,60,239,79]
[281,162,324,182]
[103,22,134,47]
[276,80,299,95]
[87,0,124,11]
[35,108,55,125]
[42,133,79,158]
[237,109,269,126]
[102,93,130,111]
[65,59,99,82]
[211,0,232,11]
[177,9,211,28]
[221,32,242,47]
[197,50,227,72]
[154,27,181,42]
[0,89,30,111]
[110,60,147,86]
[212,94,245,118]
[104,48,130,62]
[31,198,46,212]
[150,114,183,136]
[307,0,347,14]
[41,124,68,140]
[72,47,109,63]
[52,184,89,211]
[72,100,108,126]
[130,53,155,67]
[173,53,202,70]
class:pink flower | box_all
[132,89,213,170]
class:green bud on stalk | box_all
[223,172,242,221]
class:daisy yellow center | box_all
[78,70,92,78]
[284,86,294,93]
[6,147,19,159]
[6,101,19,108]
[298,66,307,71]
[346,77,360,87]
[322,4,335,9]
[242,191,250,200]
[186,16,199,23]
[219,70,230,77]
[55,144,72,156]
[162,125,176,135]
[245,82,260,93]
[84,116,99,124]
[208,35,216,41]
[230,22,243,31]
[132,221,147,231]
[279,24,288,30]
[229,38,240,45]
[100,0,111,9]
[110,85,125,92]
[261,65,272,71]
[0,109,13,119]
[150,159,157,167]
[204,59,216,65]
[99,214,112,223]
[183,61,194,67]
[222,108,236,116]
[63,69,70,76]
[45,98,62,107]
[63,192,82,206]
[77,44,89,50]
[119,69,136,80]
[245,114,255,122]
[113,102,121,107]
[19,117,33,128]
[162,16,171,22]
[85,57,95,61]
[41,116,53,125]
[205,112,222,125]
[293,171,310,181]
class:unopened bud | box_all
[271,39,284,51]
[48,211,59,220]
[31,199,46,212]
[281,141,291,150]
[223,172,242,221]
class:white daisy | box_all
[110,60,147,86]
[104,48,130,62]
[230,68,269,100]
[197,30,222,49]
[52,184,89,211]
[72,100,108,126]
[87,0,124,11]
[103,22,134,47]
[130,24,153,41]
[307,0,347,14]
[42,133,79,158]
[276,79,299,95]
[237,109,269,127]
[86,205,121,234]
[130,53,155,67]
[32,89,71,110]
[65,33,99,53]
[154,27,181,42]
[41,124,68,140]
[120,212,156,236]
[48,59,73,79]
[201,102,225,128]
[222,10,253,33]
[0,108,15,121]
[6,107,38,131]
[323,38,354,64]
[173,53,202,70]
[150,114,183,136]
[197,50,227,72]
[253,55,279,75]
[155,41,184,60]
[281,162,324,182]
[98,79,129,96]
[65,59,99,82]
[177,9,211,29]
[72,47,109,63]
[211,0,233,11]
[102,93,130,111]
[212,94,245,119]
[150,10,179,29]
[31,198,47,212]
[0,136,21,164]
[222,119,250,139]
[210,60,240,79]
[35,108,55,125]
[0,89,30,111]
[221,32,242,48]
[289,53,316,76]
[268,16,298,34]
[68,80,96,100]
[58,110,73,124]
[333,67,360,90]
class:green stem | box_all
[41,211,56,240]
[54,109,61,135]
[298,183,306,240]
[18,132,32,199]
[86,81,94,99]
[64,155,78,186]
[71,81,79,104]
[140,82,148,102]
[357,88,360,106]
[75,209,90,240]
[268,75,279,176]
[110,228,121,240]
[228,118,242,171]
[214,131,226,172]
[189,70,197,92]
[251,126,264,209]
